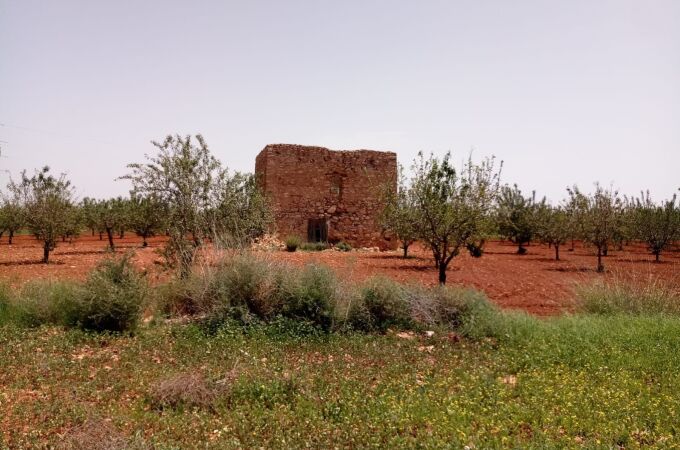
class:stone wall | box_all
[255,144,398,249]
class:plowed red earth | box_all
[1,234,678,315]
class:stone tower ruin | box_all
[255,144,398,249]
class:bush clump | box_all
[177,255,338,332]
[0,283,14,326]
[335,241,352,252]
[348,277,414,332]
[300,242,329,251]
[149,372,223,411]
[207,255,287,321]
[0,252,517,341]
[576,278,680,316]
[281,264,337,331]
[13,281,80,327]
[160,254,510,338]
[346,278,502,338]
[284,235,301,252]
[430,286,501,339]
[155,275,212,317]
[64,254,147,332]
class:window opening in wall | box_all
[329,173,343,199]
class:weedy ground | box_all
[2,312,680,449]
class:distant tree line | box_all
[0,134,272,271]
[1,140,678,283]
[381,153,680,282]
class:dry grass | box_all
[148,371,226,411]
[58,418,149,450]
[575,272,680,315]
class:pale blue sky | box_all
[1,0,678,202]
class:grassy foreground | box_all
[2,312,680,449]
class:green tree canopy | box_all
[410,152,501,284]
[9,167,75,263]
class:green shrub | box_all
[155,276,210,316]
[284,235,301,252]
[0,283,13,325]
[196,258,338,331]
[300,242,329,251]
[154,254,525,339]
[349,277,414,332]
[576,279,680,316]
[155,257,275,320]
[281,264,337,331]
[208,255,287,321]
[335,241,352,252]
[430,286,501,339]
[13,281,80,327]
[64,254,147,332]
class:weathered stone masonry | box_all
[255,144,398,249]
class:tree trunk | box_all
[402,243,409,258]
[8,230,13,245]
[597,247,604,273]
[43,242,50,264]
[555,244,560,261]
[179,252,193,279]
[91,229,95,236]
[603,243,608,257]
[142,233,148,248]
[99,232,103,241]
[119,230,125,239]
[438,260,447,285]
[106,228,115,251]
[655,251,660,263]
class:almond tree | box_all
[0,190,24,244]
[208,171,272,248]
[80,197,100,237]
[536,204,570,260]
[579,184,622,273]
[9,167,75,263]
[496,184,542,254]
[632,192,679,262]
[61,204,82,243]
[124,135,273,277]
[565,186,588,251]
[129,194,168,247]
[0,206,6,242]
[123,134,225,278]
[94,197,129,251]
[380,166,420,258]
[410,152,501,285]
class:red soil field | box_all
[1,234,678,316]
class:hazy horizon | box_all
[1,0,678,203]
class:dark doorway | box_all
[307,219,328,242]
